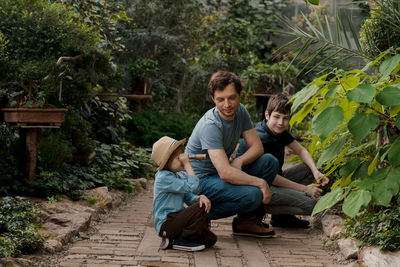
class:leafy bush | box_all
[343,200,400,251]
[32,141,155,200]
[0,197,42,257]
[0,0,110,108]
[0,124,25,196]
[84,97,131,144]
[360,1,400,58]
[39,133,74,171]
[124,110,200,147]
[290,51,400,219]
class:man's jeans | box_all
[265,163,317,215]
[198,153,278,220]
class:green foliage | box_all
[0,124,25,196]
[343,203,400,251]
[62,112,95,156]
[124,110,200,147]
[83,97,131,144]
[128,59,159,80]
[55,0,131,53]
[200,0,288,73]
[360,1,400,59]
[290,52,400,218]
[0,0,110,107]
[32,142,155,199]
[39,133,74,171]
[0,197,42,257]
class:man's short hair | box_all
[208,71,242,98]
[266,93,293,116]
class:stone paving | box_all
[55,186,349,267]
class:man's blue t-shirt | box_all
[236,119,294,174]
[185,104,253,178]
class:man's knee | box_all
[242,187,263,210]
[262,153,279,172]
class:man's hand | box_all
[230,157,243,170]
[197,195,211,213]
[313,170,329,186]
[304,184,323,198]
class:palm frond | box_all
[268,6,372,75]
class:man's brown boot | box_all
[232,216,275,237]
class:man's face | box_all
[265,109,290,135]
[213,83,240,121]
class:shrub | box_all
[39,133,74,171]
[0,124,25,196]
[360,1,400,58]
[0,197,42,257]
[124,110,200,147]
[0,0,110,108]
[343,199,400,251]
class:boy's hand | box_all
[178,153,190,165]
[313,170,329,186]
[197,195,211,213]
[230,157,243,170]
[305,184,323,198]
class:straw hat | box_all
[152,136,186,170]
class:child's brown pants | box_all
[159,202,217,247]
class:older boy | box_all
[236,93,329,228]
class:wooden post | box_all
[21,128,41,183]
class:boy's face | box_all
[166,148,184,173]
[265,109,290,135]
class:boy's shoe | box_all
[172,236,205,252]
[270,214,309,229]
[232,216,275,237]
[159,237,170,250]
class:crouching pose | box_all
[152,136,217,251]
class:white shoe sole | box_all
[172,244,205,251]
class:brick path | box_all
[56,186,346,267]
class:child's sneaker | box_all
[159,237,170,250]
[172,236,205,251]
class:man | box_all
[185,71,278,237]
[236,93,329,228]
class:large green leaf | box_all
[379,54,400,80]
[312,106,344,141]
[291,83,321,113]
[312,186,344,216]
[376,86,400,106]
[339,158,360,178]
[316,135,347,169]
[372,177,397,207]
[340,76,360,90]
[388,137,400,167]
[342,190,372,218]
[348,113,380,143]
[347,84,376,104]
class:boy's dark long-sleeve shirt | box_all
[236,119,294,174]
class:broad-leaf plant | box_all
[290,50,400,218]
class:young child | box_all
[151,136,217,251]
[236,93,329,228]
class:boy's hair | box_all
[165,145,184,172]
[266,93,292,116]
[208,71,242,98]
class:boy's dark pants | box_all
[159,202,217,247]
